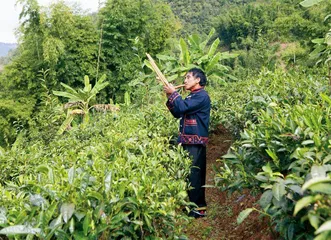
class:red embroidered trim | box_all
[184,119,197,125]
[179,134,208,145]
[168,92,180,103]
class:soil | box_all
[183,125,278,240]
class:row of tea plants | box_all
[0,104,192,239]
[214,69,331,239]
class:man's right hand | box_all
[163,84,176,95]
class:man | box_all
[164,68,211,218]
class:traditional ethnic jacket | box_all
[166,88,211,146]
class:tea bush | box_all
[0,105,191,239]
[214,69,331,239]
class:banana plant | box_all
[53,74,109,134]
[145,28,238,87]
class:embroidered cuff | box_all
[168,91,180,103]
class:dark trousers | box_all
[182,144,207,208]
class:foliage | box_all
[300,0,331,89]
[53,74,109,134]
[100,0,179,102]
[0,104,191,239]
[213,0,331,72]
[209,68,327,137]
[2,0,98,94]
[214,69,331,239]
[165,0,223,36]
[0,90,36,147]
[144,28,238,88]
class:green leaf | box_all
[57,114,74,135]
[258,190,273,209]
[68,167,75,184]
[320,93,331,106]
[287,185,302,195]
[83,212,91,236]
[105,171,112,193]
[49,214,62,229]
[156,54,177,61]
[311,165,327,178]
[208,38,220,58]
[312,38,326,44]
[272,182,286,201]
[287,223,295,240]
[90,74,109,96]
[53,90,80,101]
[179,38,190,66]
[0,208,7,225]
[0,225,41,235]
[315,220,331,234]
[308,183,331,194]
[69,218,75,234]
[302,177,331,191]
[30,194,45,207]
[300,0,324,8]
[308,212,320,230]
[302,140,314,146]
[262,163,272,174]
[144,214,153,230]
[83,75,91,92]
[222,153,237,159]
[206,52,222,73]
[36,164,50,174]
[188,33,200,49]
[237,208,253,225]
[294,196,315,216]
[255,175,268,182]
[87,191,104,201]
[199,28,215,50]
[61,203,75,223]
[266,149,279,166]
[314,231,330,240]
[60,82,78,94]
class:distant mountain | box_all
[0,42,17,57]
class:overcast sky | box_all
[0,0,100,43]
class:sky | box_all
[0,0,100,43]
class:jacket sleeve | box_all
[166,91,207,118]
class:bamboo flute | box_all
[146,53,185,90]
[174,84,185,89]
[146,53,170,87]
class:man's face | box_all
[184,72,200,91]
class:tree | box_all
[0,0,99,146]
[2,0,98,95]
[100,0,179,102]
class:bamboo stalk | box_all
[146,53,170,87]
[174,84,185,89]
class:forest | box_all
[0,0,331,239]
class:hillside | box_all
[0,42,17,57]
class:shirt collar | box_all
[191,87,204,93]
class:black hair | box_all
[188,68,207,86]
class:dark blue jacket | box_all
[166,88,211,145]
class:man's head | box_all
[184,68,207,91]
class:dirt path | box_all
[184,126,276,240]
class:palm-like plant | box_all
[145,28,238,86]
[53,74,109,134]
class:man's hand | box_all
[163,84,176,95]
